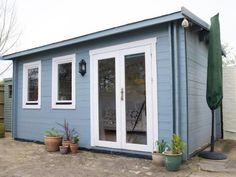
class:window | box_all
[8,85,12,98]
[52,54,75,109]
[22,61,41,109]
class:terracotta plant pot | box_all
[63,140,71,151]
[60,145,68,154]
[44,136,62,152]
[152,152,165,166]
[70,143,78,153]
[63,140,71,147]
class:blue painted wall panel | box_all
[186,29,214,155]
[14,24,174,150]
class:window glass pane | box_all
[98,58,116,142]
[125,53,147,145]
[28,68,38,101]
[8,85,12,98]
[58,62,72,101]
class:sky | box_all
[1,0,236,79]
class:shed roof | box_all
[2,7,210,60]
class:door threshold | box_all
[90,146,152,159]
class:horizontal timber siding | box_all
[4,79,12,131]
[186,29,211,155]
[14,24,174,150]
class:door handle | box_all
[121,88,124,101]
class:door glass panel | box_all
[98,58,116,142]
[125,53,147,145]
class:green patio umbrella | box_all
[199,13,226,160]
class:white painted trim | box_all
[90,38,158,152]
[90,55,95,147]
[51,54,76,109]
[90,38,157,56]
[92,51,121,149]
[151,40,158,151]
[119,45,153,152]
[22,61,41,109]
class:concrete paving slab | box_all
[198,140,236,173]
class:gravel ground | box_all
[0,133,235,177]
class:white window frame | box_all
[22,61,41,109]
[52,54,76,109]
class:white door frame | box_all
[90,38,158,152]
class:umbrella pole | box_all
[210,109,214,152]
[199,108,226,160]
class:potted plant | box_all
[44,128,62,152]
[57,120,75,149]
[152,139,168,166]
[70,135,80,153]
[163,134,184,171]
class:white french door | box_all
[90,39,157,152]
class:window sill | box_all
[52,103,76,109]
[56,102,72,105]
[22,104,41,109]
[26,102,39,105]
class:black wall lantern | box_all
[79,59,86,76]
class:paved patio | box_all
[0,133,235,177]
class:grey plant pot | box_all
[59,146,68,154]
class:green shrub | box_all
[44,128,60,137]
[72,135,80,144]
[171,134,184,154]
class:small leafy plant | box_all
[44,128,60,137]
[156,139,167,153]
[171,134,184,154]
[71,135,80,144]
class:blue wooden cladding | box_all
[4,78,12,131]
[14,24,173,149]
[5,9,222,159]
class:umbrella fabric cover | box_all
[200,13,226,160]
[206,13,223,110]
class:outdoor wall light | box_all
[79,59,86,76]
[181,18,189,28]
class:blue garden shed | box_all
[3,78,13,131]
[2,7,222,159]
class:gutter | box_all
[173,22,180,135]
[169,21,180,135]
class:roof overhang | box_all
[2,7,212,60]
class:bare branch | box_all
[1,30,21,54]
[0,0,20,55]
[222,43,236,67]
[0,0,8,45]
